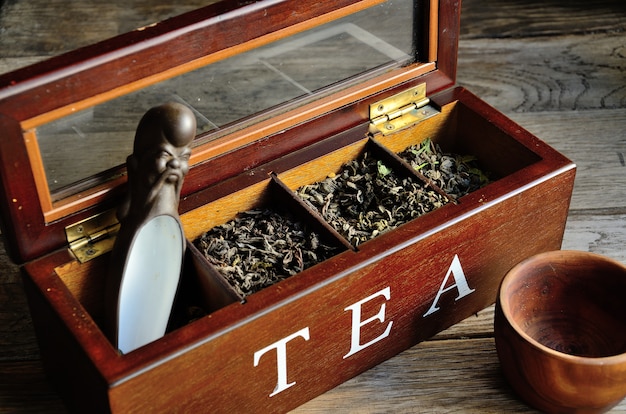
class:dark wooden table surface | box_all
[1,0,625,412]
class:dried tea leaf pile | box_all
[399,138,490,199]
[195,209,338,298]
[194,141,489,297]
[296,151,447,247]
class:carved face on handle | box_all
[139,130,192,188]
[123,102,196,221]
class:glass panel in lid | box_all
[34,0,421,200]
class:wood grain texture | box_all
[507,109,626,211]
[295,337,533,413]
[457,34,626,113]
[0,0,625,412]
[459,0,626,39]
[0,1,216,62]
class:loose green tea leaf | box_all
[399,138,490,199]
[377,160,392,177]
[296,151,448,247]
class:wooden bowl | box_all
[495,250,626,413]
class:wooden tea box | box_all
[0,0,575,412]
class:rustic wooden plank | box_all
[504,109,626,211]
[0,361,66,414]
[2,0,624,62]
[563,213,626,263]
[460,0,626,39]
[294,337,626,413]
[0,243,40,361]
[457,30,626,211]
[0,1,213,59]
[457,33,626,113]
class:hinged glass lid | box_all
[17,0,434,222]
[36,7,414,192]
[0,0,451,262]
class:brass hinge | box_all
[65,209,120,263]
[369,83,440,135]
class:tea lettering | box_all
[423,254,475,317]
[253,327,311,397]
[254,255,473,398]
[343,286,393,359]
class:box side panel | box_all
[21,272,111,413]
[0,114,65,263]
[107,166,575,413]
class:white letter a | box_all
[423,254,475,317]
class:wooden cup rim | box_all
[499,250,626,365]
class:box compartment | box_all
[188,176,351,300]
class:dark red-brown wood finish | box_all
[22,84,575,412]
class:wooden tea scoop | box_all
[105,102,195,354]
